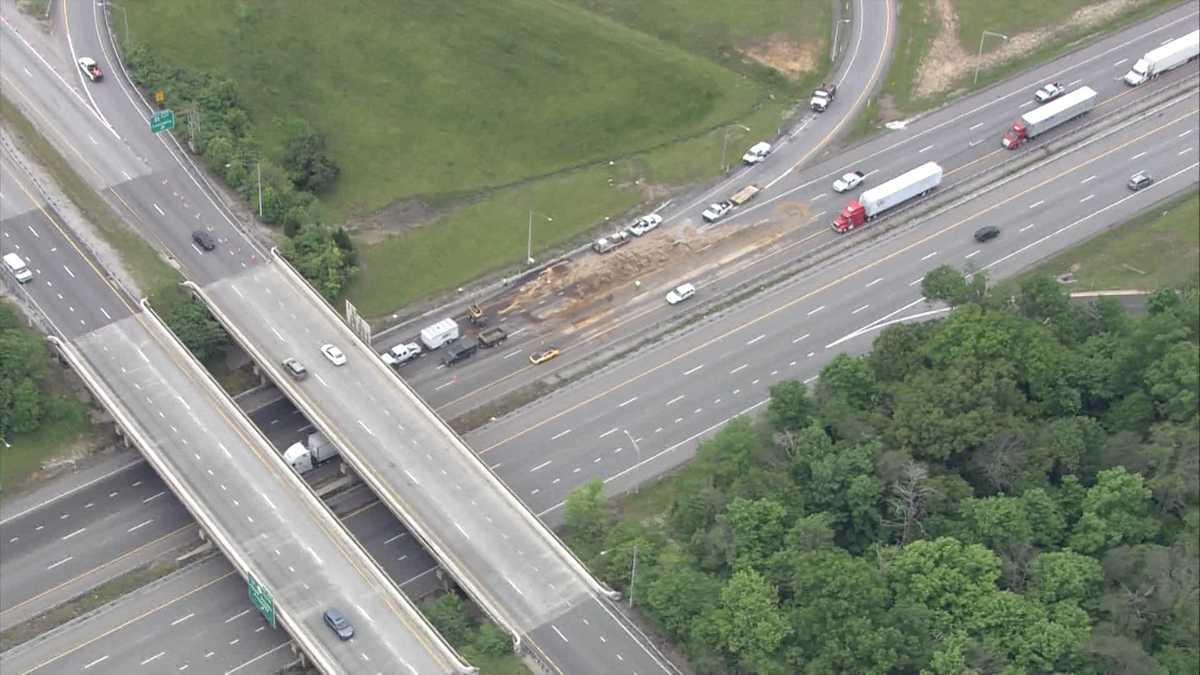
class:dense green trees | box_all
[124,46,359,298]
[564,272,1199,673]
[0,304,77,441]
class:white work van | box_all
[3,253,33,283]
[420,318,460,350]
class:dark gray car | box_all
[323,608,354,640]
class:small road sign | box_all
[150,109,175,133]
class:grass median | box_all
[1025,189,1200,291]
[0,558,184,652]
[0,96,181,306]
[847,0,1182,141]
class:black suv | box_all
[192,229,217,251]
[974,226,1000,243]
[441,340,478,366]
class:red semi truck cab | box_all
[1002,121,1027,149]
[832,200,867,232]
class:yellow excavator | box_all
[466,302,487,326]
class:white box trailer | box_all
[308,431,338,464]
[1124,30,1199,86]
[1002,86,1097,148]
[860,162,943,217]
[419,318,460,350]
[832,162,943,232]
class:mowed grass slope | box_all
[125,0,763,218]
[569,0,831,79]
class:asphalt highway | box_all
[2,1,1196,672]
[381,2,1200,423]
[6,86,1193,675]
[2,9,467,672]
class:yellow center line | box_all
[21,570,235,674]
[480,106,1199,453]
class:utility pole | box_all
[975,31,1009,85]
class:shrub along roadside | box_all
[122,44,338,232]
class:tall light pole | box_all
[975,31,1009,85]
[720,124,751,172]
[622,429,642,494]
[225,159,263,218]
[527,210,552,266]
[628,543,639,610]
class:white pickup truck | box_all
[832,171,865,193]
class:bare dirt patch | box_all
[914,0,1153,99]
[501,199,807,335]
[742,34,820,79]
[348,197,442,245]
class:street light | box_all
[225,159,263,218]
[527,210,553,266]
[974,31,1009,85]
[622,429,642,494]
[720,124,751,173]
[598,543,639,610]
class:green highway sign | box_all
[248,573,276,628]
[150,109,175,134]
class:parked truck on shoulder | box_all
[1002,86,1096,149]
[1123,30,1199,86]
[832,162,943,233]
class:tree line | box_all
[563,268,1199,674]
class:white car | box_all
[666,283,696,305]
[628,214,663,236]
[701,201,733,223]
[77,57,103,81]
[741,141,772,164]
[320,343,347,366]
[832,171,865,193]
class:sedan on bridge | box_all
[320,344,347,366]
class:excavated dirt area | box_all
[743,33,820,80]
[915,0,1154,98]
[499,200,810,337]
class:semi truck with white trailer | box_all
[1001,86,1096,149]
[832,162,943,233]
[283,432,339,475]
[1123,30,1199,86]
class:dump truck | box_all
[832,162,943,233]
[1002,86,1096,149]
[477,326,508,348]
[1124,30,1199,86]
